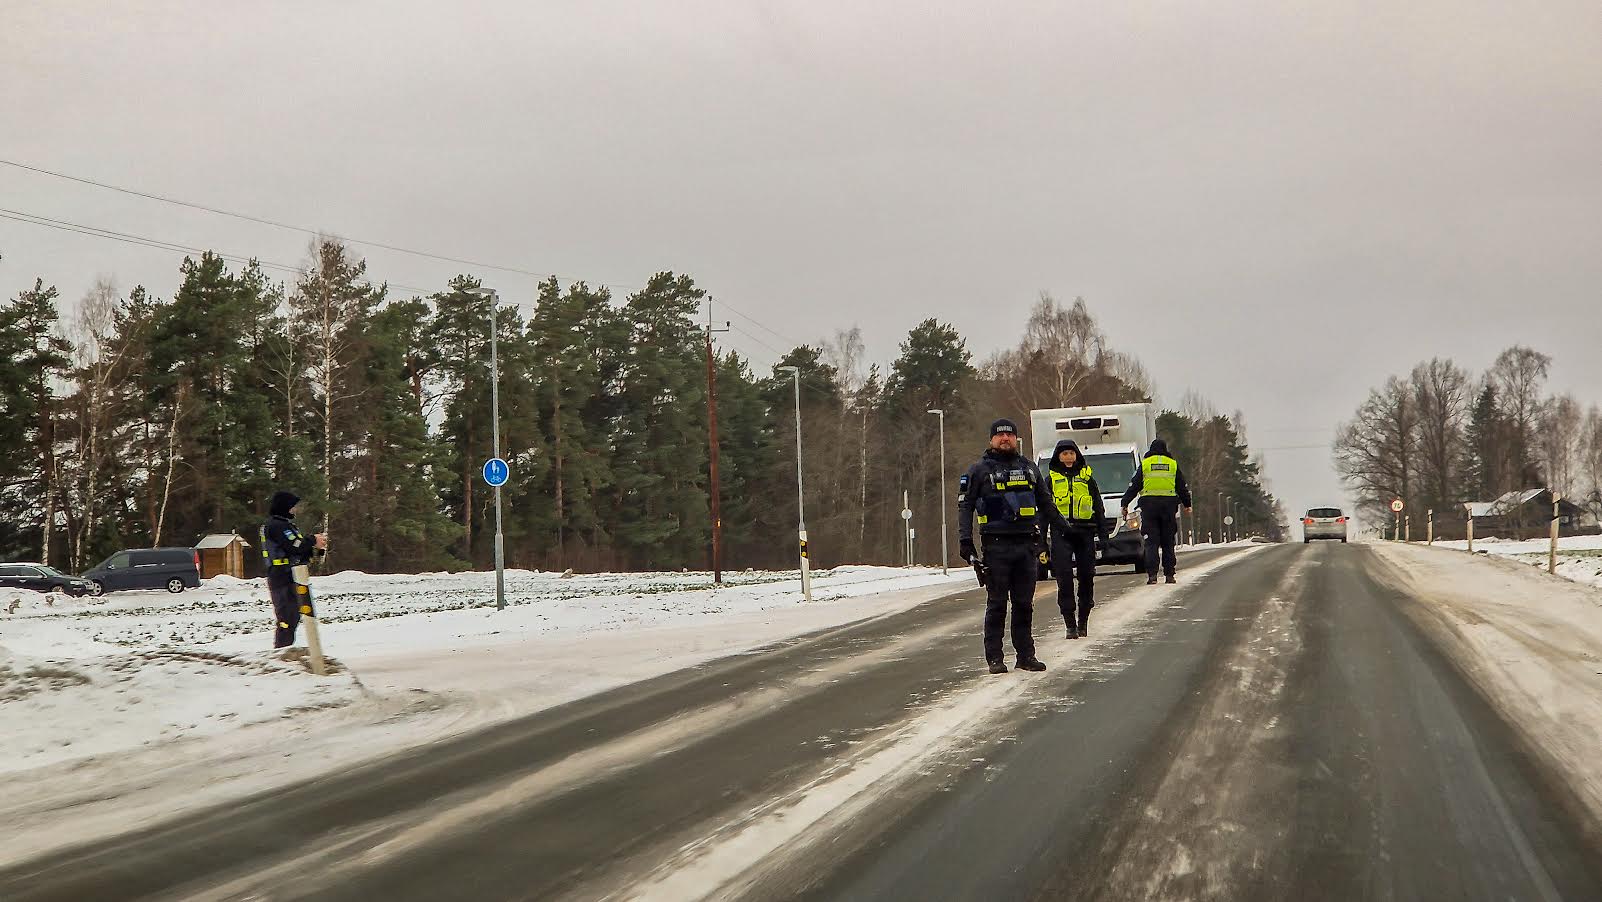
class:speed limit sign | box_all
[1390,499,1405,513]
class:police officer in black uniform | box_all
[958,418,1050,674]
[1045,438,1109,639]
[260,491,326,649]
[1121,439,1193,585]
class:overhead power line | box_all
[0,156,634,288]
[0,207,440,297]
[0,155,826,370]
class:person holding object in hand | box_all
[260,490,327,649]
[957,418,1050,674]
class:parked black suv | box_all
[0,563,93,596]
[82,548,202,595]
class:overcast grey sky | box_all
[5,0,1600,525]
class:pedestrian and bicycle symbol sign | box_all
[483,458,509,487]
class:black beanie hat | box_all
[269,491,300,517]
[990,418,1018,437]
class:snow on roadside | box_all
[1426,534,1602,589]
[0,566,966,778]
[1368,543,1602,829]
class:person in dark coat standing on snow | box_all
[957,418,1050,674]
[260,491,326,648]
[1121,439,1192,585]
[1045,439,1109,638]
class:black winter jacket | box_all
[957,448,1049,545]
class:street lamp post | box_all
[778,366,812,602]
[927,409,948,575]
[1218,492,1226,545]
[466,286,507,611]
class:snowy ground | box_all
[1427,533,1602,589]
[1370,542,1602,828]
[0,564,976,863]
[0,565,969,777]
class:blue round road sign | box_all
[483,457,509,487]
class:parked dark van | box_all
[82,548,202,596]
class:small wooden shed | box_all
[195,533,250,579]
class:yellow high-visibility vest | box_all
[1050,466,1096,521]
[1141,455,1179,497]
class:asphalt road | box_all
[5,544,1601,901]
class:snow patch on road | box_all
[624,547,1267,901]
[1369,543,1602,830]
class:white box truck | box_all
[1030,402,1158,573]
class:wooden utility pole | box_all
[705,302,730,585]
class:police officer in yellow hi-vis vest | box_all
[260,491,327,648]
[1120,439,1193,585]
[958,419,1050,674]
[1045,439,1109,638]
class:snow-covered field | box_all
[0,566,969,779]
[1428,533,1602,588]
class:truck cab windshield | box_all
[1084,453,1137,496]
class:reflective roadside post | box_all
[1550,492,1561,574]
[927,408,948,575]
[778,366,812,602]
[1466,503,1475,553]
[1428,509,1434,545]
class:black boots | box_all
[1066,623,1079,640]
[1077,612,1090,638]
[1165,574,1177,584]
[1017,658,1047,672]
[1147,575,1158,585]
[988,660,1010,674]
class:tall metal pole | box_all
[489,291,506,611]
[1218,492,1225,545]
[928,409,948,575]
[780,366,812,602]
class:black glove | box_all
[1032,533,1047,558]
[959,539,976,563]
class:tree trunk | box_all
[155,386,184,546]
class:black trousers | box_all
[982,538,1037,663]
[1051,528,1096,625]
[269,578,300,648]
[1142,503,1180,578]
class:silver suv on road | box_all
[1303,507,1349,543]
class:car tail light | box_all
[194,551,201,572]
[1337,517,1347,523]
[1304,518,1313,525]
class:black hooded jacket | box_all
[1120,439,1193,509]
[260,491,319,581]
[1046,439,1107,540]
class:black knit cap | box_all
[269,491,300,517]
[990,418,1018,437]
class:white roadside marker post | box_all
[1466,507,1475,553]
[1427,509,1434,545]
[1550,493,1561,575]
[292,564,327,676]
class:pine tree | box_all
[0,279,74,563]
[527,279,621,568]
[609,272,709,569]
[1465,382,1502,500]
[145,254,280,544]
